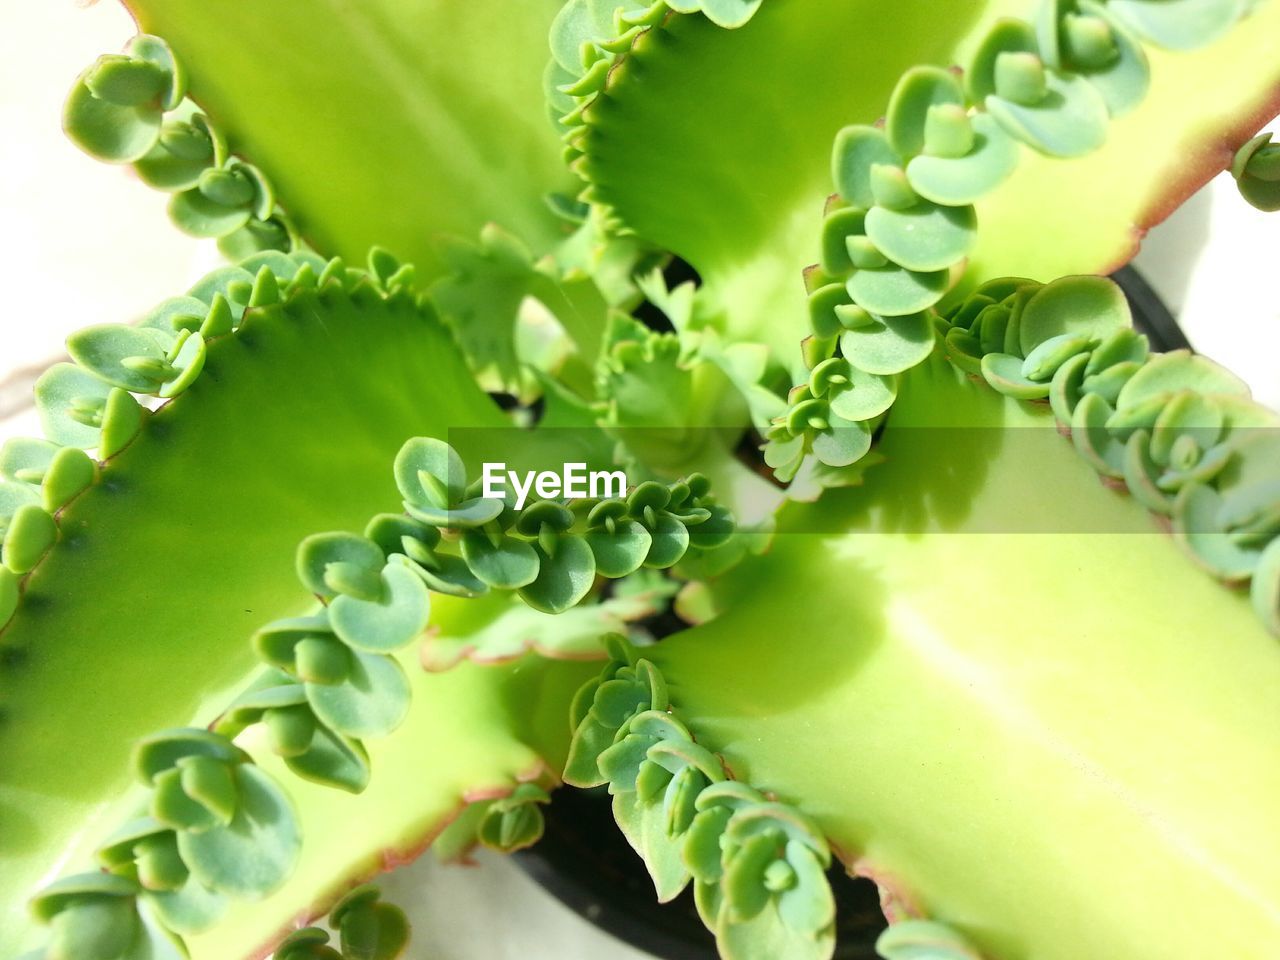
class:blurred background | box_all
[0,2,1276,958]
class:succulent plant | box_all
[4,2,1280,959]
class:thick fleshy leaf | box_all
[864,201,977,273]
[639,798,694,902]
[45,895,140,960]
[306,650,410,739]
[847,265,949,317]
[694,0,765,29]
[642,513,692,569]
[177,764,300,899]
[840,311,935,376]
[2,505,57,574]
[460,530,540,589]
[811,417,873,468]
[832,126,901,208]
[336,894,411,960]
[1108,0,1246,50]
[66,324,174,393]
[1174,483,1263,581]
[885,66,966,158]
[168,188,253,238]
[1074,1,1151,116]
[1019,275,1130,355]
[518,536,596,613]
[1071,392,1126,478]
[585,519,653,578]
[395,437,467,510]
[63,75,162,163]
[34,362,115,449]
[906,113,1019,206]
[328,562,432,652]
[981,353,1051,400]
[776,840,836,936]
[1021,333,1094,383]
[284,725,371,794]
[40,447,97,512]
[986,70,1110,158]
[1116,351,1250,411]
[875,919,983,959]
[296,532,385,600]
[827,368,898,422]
[145,875,226,937]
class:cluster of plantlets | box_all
[3,0,1279,959]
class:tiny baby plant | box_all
[2,2,1280,959]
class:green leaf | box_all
[40,447,97,513]
[1123,431,1174,515]
[832,125,901,209]
[776,840,835,935]
[906,114,1019,206]
[296,533,386,600]
[177,764,300,899]
[689,0,765,29]
[885,66,966,158]
[1073,2,1151,116]
[34,362,114,449]
[394,437,467,510]
[401,547,488,598]
[305,649,411,739]
[460,530,540,589]
[2,504,57,574]
[1020,333,1094,382]
[1108,0,1246,50]
[2,286,512,929]
[585,519,653,578]
[45,896,140,960]
[328,562,432,653]
[839,311,935,376]
[1116,351,1250,411]
[1019,275,1131,355]
[864,201,977,273]
[126,0,571,276]
[519,536,596,613]
[336,893,410,960]
[145,875,227,938]
[847,265,949,317]
[875,919,983,959]
[638,797,693,902]
[812,417,873,468]
[0,437,60,487]
[827,368,898,422]
[134,728,247,784]
[63,73,162,163]
[981,353,1051,400]
[723,831,783,922]
[135,117,217,190]
[1174,483,1263,581]
[986,69,1109,157]
[1071,391,1126,478]
[68,324,176,394]
[284,725,371,794]
[0,480,41,534]
[168,188,253,238]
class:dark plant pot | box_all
[514,267,1183,960]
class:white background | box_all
[0,1,1276,958]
